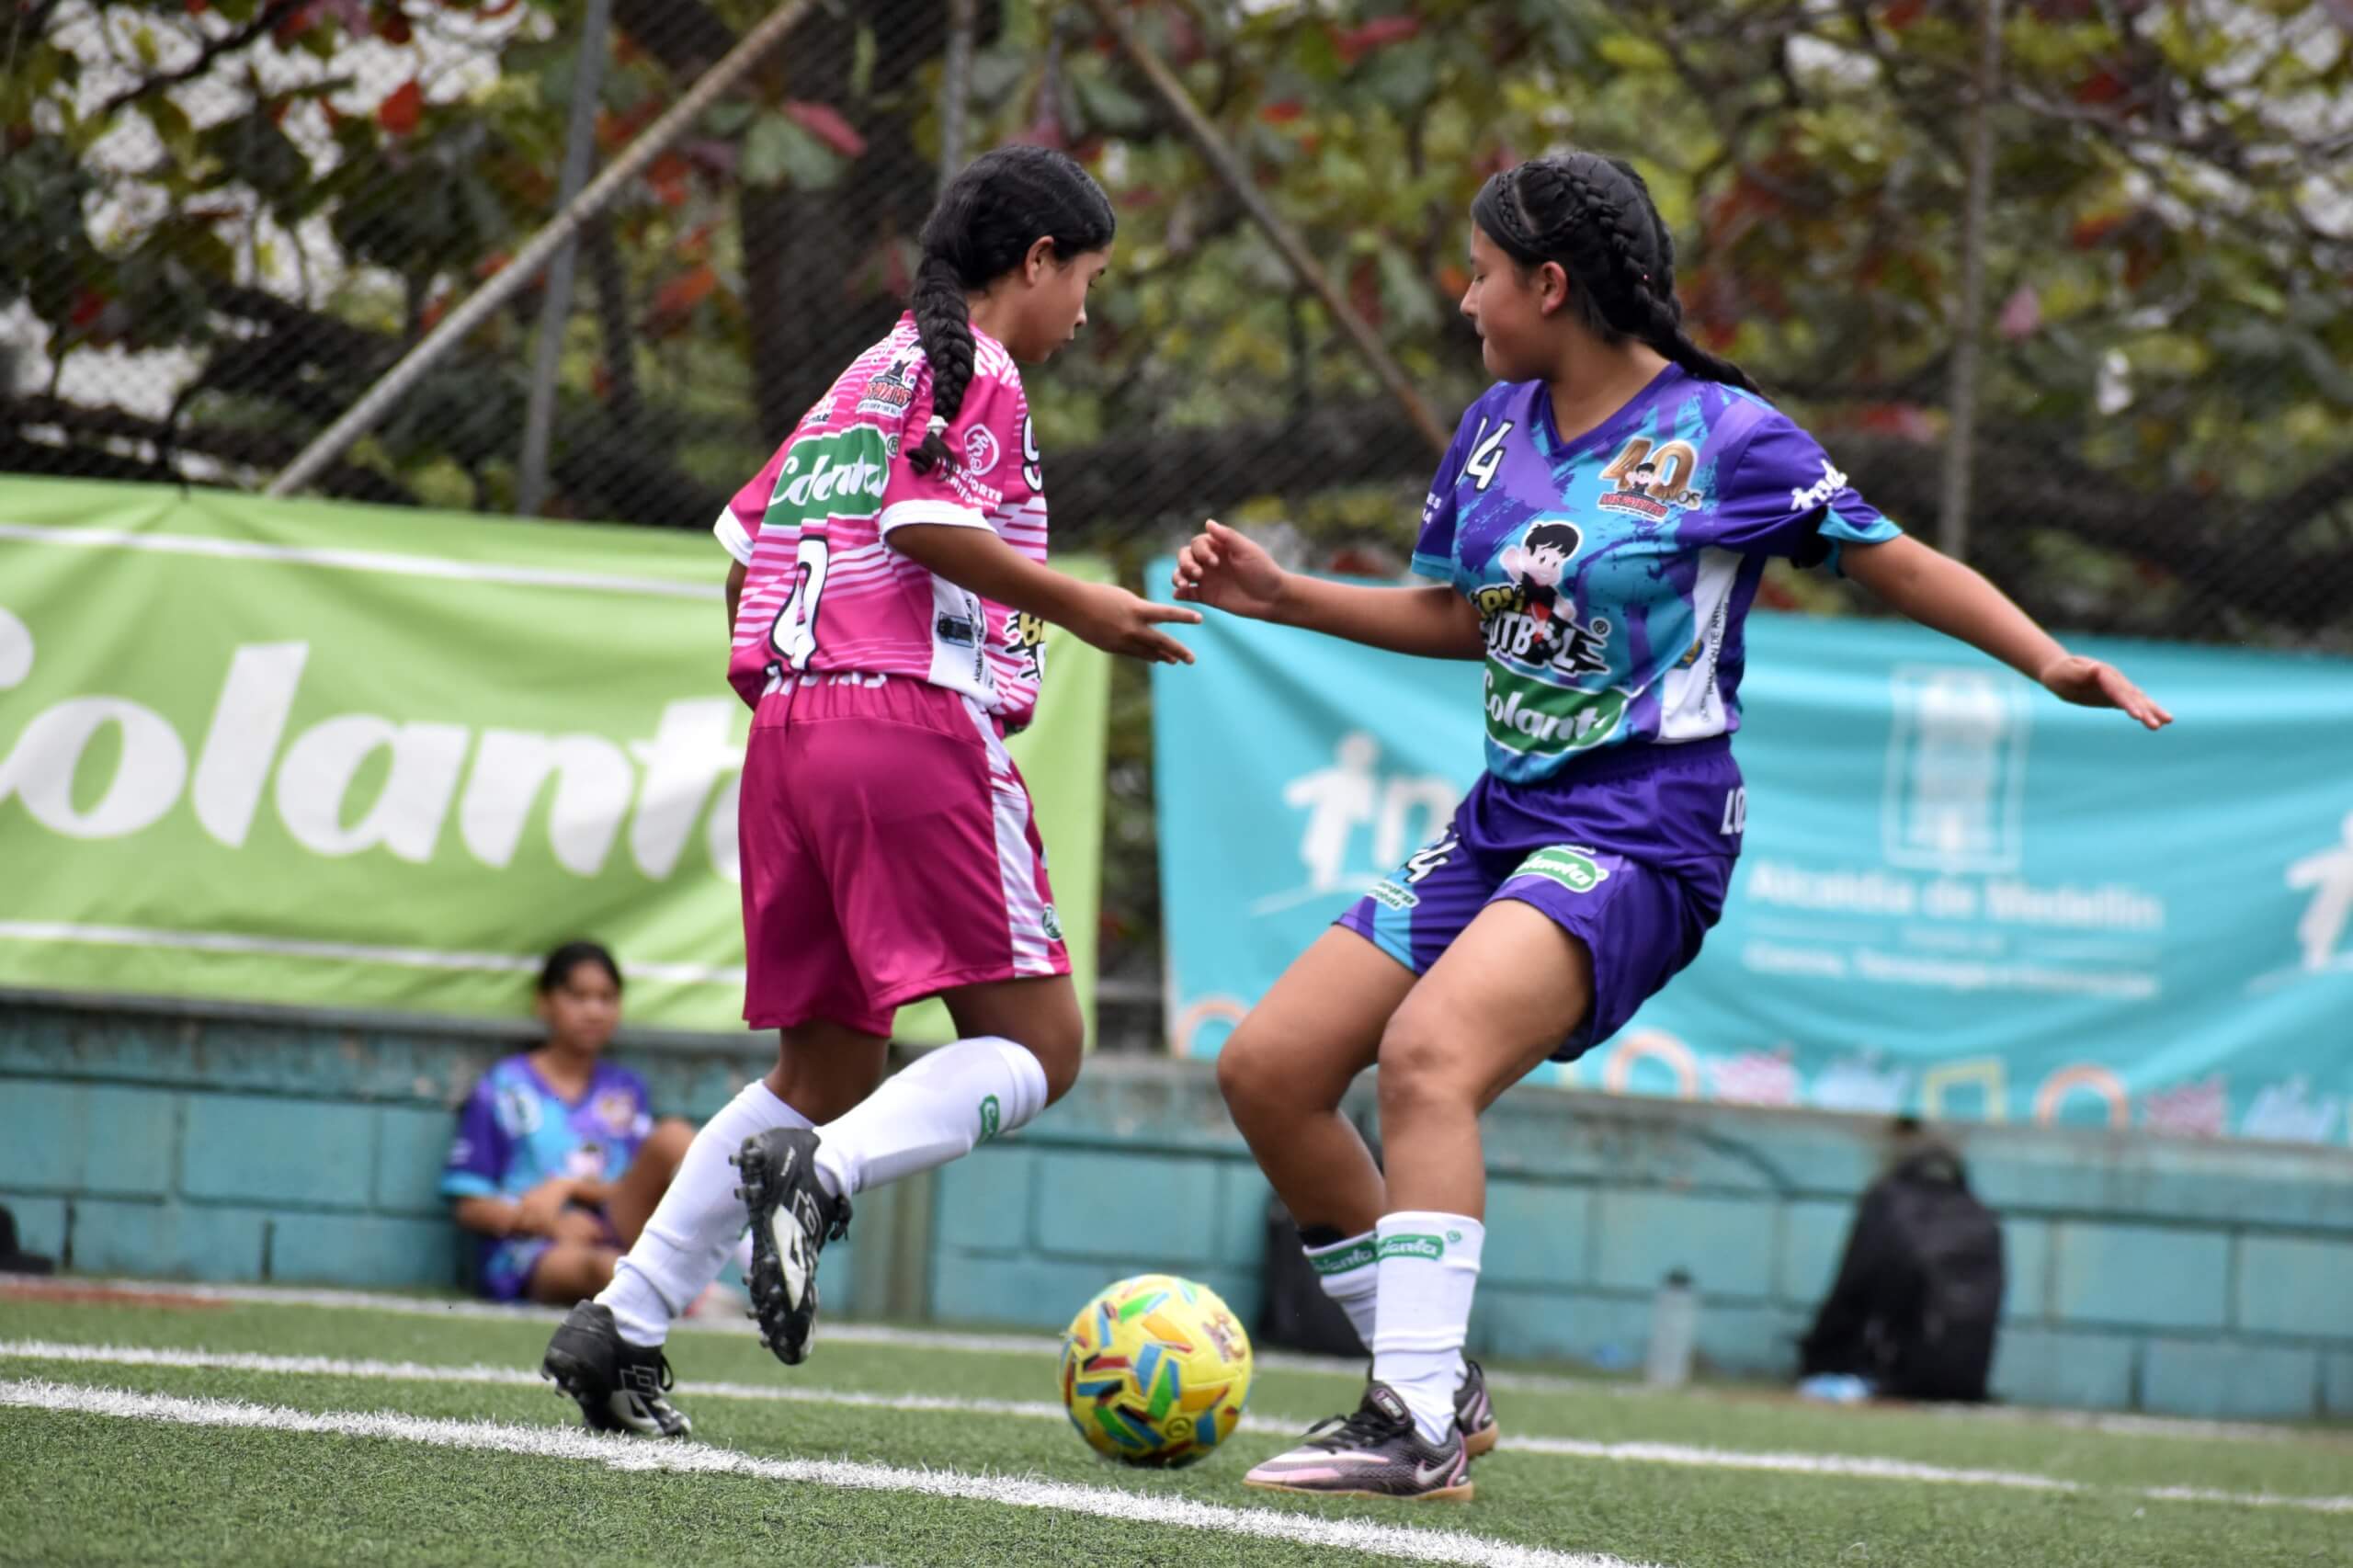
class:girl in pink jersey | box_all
[541,146,1199,1437]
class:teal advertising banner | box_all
[1151,564,2353,1144]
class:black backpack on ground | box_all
[1799,1146,2004,1402]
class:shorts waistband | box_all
[1498,733,1733,792]
[757,670,1005,742]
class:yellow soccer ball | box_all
[1059,1273,1255,1467]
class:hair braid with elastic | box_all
[903,144,1114,475]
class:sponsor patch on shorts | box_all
[1510,845,1611,893]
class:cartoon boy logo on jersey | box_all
[1481,520,1611,678]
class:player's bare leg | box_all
[1377,902,1590,1220]
[600,1118,698,1244]
[524,1241,623,1307]
[1220,928,1500,1464]
[1215,928,1412,1238]
[739,982,1078,1367]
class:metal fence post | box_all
[515,0,614,517]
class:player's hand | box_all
[1071,582,1199,665]
[2040,653,2172,731]
[1172,519,1290,620]
[513,1177,576,1237]
[550,1208,608,1244]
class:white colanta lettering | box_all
[1789,457,1849,513]
[274,714,469,862]
[460,731,636,875]
[779,450,885,510]
[192,642,308,848]
[1483,682,1562,741]
[627,699,739,879]
[0,608,30,690]
[0,610,740,877]
[0,696,188,838]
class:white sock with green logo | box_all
[1370,1210,1484,1445]
[600,1079,811,1346]
[811,1035,1047,1199]
[1304,1230,1381,1351]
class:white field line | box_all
[6,1340,2348,1517]
[19,1278,2338,1447]
[0,1378,1647,1568]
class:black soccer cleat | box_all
[733,1126,852,1367]
[540,1301,691,1437]
[1244,1381,1473,1501]
[1455,1358,1500,1458]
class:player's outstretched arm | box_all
[1172,519,1484,660]
[892,521,1199,665]
[1841,534,2172,731]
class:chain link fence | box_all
[7,0,2350,1009]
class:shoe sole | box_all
[733,1138,817,1366]
[1463,1419,1499,1459]
[1243,1476,1475,1503]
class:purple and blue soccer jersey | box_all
[1413,366,1900,784]
[441,1055,654,1300]
[1338,368,1904,1059]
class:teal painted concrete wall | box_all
[5,994,2349,1419]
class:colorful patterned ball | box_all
[1058,1273,1255,1467]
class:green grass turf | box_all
[3,1296,2348,1568]
[5,1298,2347,1496]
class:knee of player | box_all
[1028,1030,1086,1106]
[1374,1009,1461,1104]
[1212,1027,1281,1119]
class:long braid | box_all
[901,144,1115,477]
[908,253,978,476]
[1475,151,1762,395]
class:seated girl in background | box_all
[442,942,739,1307]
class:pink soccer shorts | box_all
[737,673,1069,1037]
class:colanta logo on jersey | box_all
[1597,436,1705,520]
[770,427,888,514]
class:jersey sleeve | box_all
[1710,413,1902,572]
[438,1078,508,1201]
[1410,404,1483,584]
[717,442,793,564]
[876,367,1025,539]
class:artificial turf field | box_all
[3,1279,2346,1567]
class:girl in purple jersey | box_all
[1176,151,2171,1502]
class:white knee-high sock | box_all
[811,1035,1048,1199]
[1370,1211,1484,1445]
[598,1080,811,1346]
[1304,1229,1381,1352]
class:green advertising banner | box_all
[0,478,1108,1038]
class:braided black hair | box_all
[1472,152,1760,395]
[906,145,1115,475]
